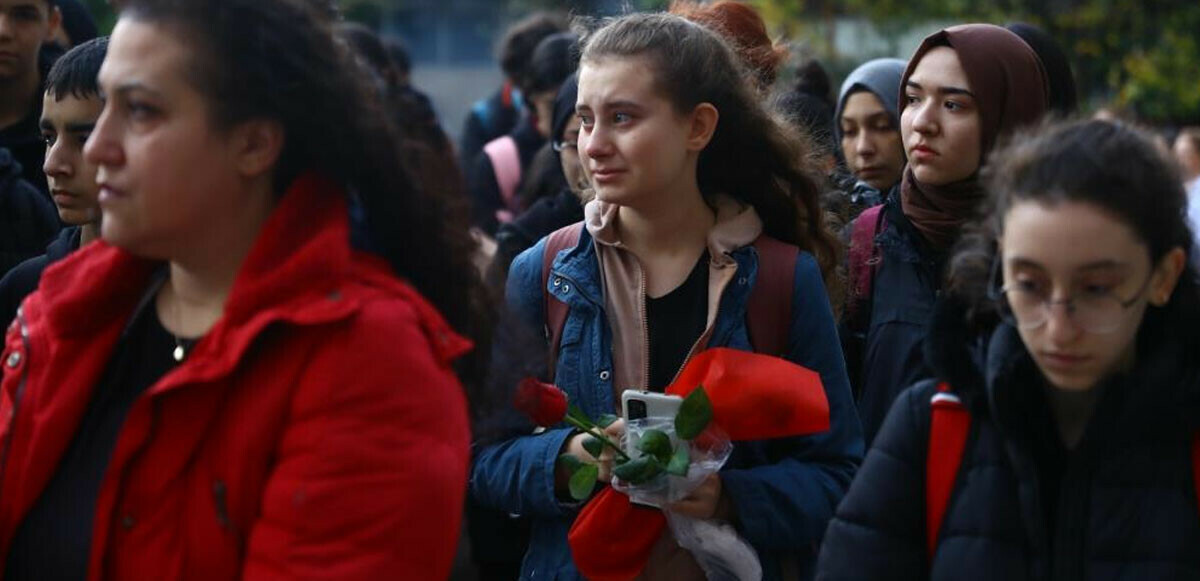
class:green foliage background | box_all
[749,0,1200,123]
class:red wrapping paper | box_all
[568,348,831,580]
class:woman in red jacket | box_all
[0,0,487,578]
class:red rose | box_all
[514,377,569,427]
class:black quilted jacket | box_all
[818,296,1200,580]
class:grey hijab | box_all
[833,58,908,143]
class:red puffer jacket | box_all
[0,174,473,580]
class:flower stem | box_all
[564,417,631,461]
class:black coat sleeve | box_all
[816,380,937,581]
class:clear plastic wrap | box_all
[611,419,761,579]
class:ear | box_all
[45,6,62,42]
[230,119,285,179]
[685,102,719,152]
[1148,246,1187,307]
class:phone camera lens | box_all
[628,400,647,420]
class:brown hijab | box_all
[898,24,1049,250]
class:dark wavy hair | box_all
[579,13,841,298]
[118,0,494,418]
[949,118,1200,342]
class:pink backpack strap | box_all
[484,135,522,223]
[926,382,971,561]
[747,235,799,358]
[541,223,584,378]
[847,205,886,325]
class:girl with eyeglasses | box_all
[818,118,1200,579]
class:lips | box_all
[97,185,127,204]
[910,144,938,159]
[590,167,626,184]
[1039,351,1092,371]
[51,189,79,205]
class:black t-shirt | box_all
[5,287,189,580]
[646,252,709,391]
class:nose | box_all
[583,122,612,161]
[0,15,13,41]
[1043,296,1084,344]
[83,103,124,170]
[854,131,876,157]
[909,100,937,136]
[43,137,72,180]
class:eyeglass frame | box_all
[985,253,1154,334]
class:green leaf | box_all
[612,456,664,484]
[666,443,689,477]
[597,414,619,428]
[637,429,672,463]
[582,436,604,460]
[557,454,584,475]
[675,385,713,440]
[568,464,599,501]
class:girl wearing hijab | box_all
[844,24,1049,445]
[835,58,908,203]
[820,117,1200,580]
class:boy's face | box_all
[41,91,103,225]
[0,0,60,82]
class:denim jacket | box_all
[471,222,863,580]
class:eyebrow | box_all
[906,80,976,99]
[1007,257,1131,272]
[102,81,163,99]
[577,99,646,113]
[842,111,892,124]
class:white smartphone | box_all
[621,389,683,421]
[620,390,683,458]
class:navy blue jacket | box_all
[472,225,864,580]
[847,194,945,445]
[0,149,59,278]
[0,226,80,326]
[819,298,1200,580]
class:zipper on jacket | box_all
[0,309,33,502]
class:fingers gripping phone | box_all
[620,390,683,458]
